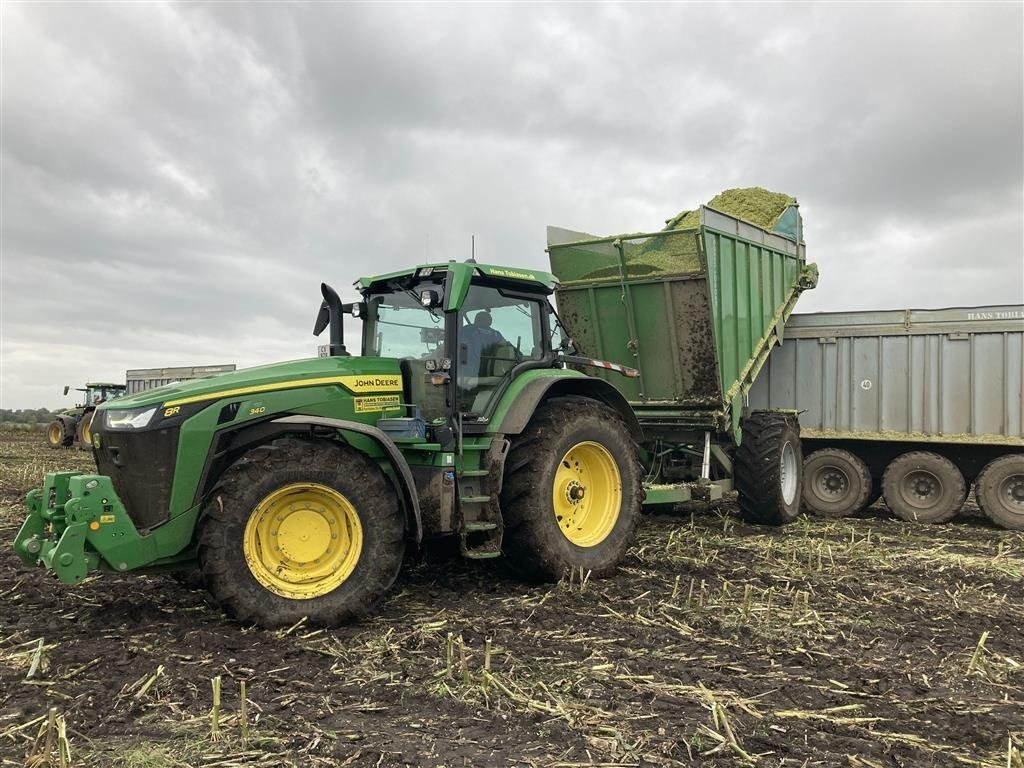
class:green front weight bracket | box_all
[14,472,201,584]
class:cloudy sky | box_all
[2,2,1022,409]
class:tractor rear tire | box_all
[198,438,405,628]
[974,454,1024,530]
[46,420,68,449]
[882,451,966,524]
[802,448,871,518]
[735,412,803,525]
[500,399,642,582]
[76,411,95,451]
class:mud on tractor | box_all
[16,190,817,627]
[46,383,126,450]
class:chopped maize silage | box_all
[575,187,795,282]
[673,187,796,231]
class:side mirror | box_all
[63,385,70,396]
[419,290,441,308]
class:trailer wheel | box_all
[974,454,1024,530]
[882,451,966,524]
[46,420,68,449]
[198,438,405,628]
[76,411,94,451]
[802,448,871,518]
[864,481,883,511]
[501,399,642,581]
[735,412,803,525]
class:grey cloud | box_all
[2,2,1021,409]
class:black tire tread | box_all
[802,447,872,518]
[197,437,405,628]
[881,451,966,524]
[974,453,1024,531]
[75,411,94,451]
[501,398,642,581]
[46,419,68,449]
[735,411,803,525]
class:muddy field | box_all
[0,429,1021,768]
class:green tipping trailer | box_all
[548,196,819,516]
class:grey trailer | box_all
[125,364,236,395]
[748,306,1024,529]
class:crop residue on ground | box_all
[1,429,1022,767]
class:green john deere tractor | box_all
[46,383,126,450]
[18,263,649,627]
[16,192,818,628]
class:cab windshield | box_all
[86,387,123,405]
[362,281,446,363]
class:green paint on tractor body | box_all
[17,204,820,620]
[17,259,622,587]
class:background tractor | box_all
[46,383,126,450]
[17,189,817,627]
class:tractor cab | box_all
[340,261,568,436]
[81,382,126,408]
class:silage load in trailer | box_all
[547,188,818,441]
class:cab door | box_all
[455,284,547,418]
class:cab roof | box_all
[356,260,558,293]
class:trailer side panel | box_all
[748,306,1024,445]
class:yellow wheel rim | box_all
[81,415,92,445]
[552,441,622,547]
[243,482,363,600]
[48,423,62,446]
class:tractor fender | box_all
[194,415,423,543]
[492,374,643,440]
[271,415,423,543]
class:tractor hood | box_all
[99,356,403,411]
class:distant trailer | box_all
[748,306,1024,529]
[125,365,236,395]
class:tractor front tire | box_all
[974,454,1024,531]
[882,451,966,524]
[802,448,871,518]
[735,411,803,525]
[198,438,405,628]
[500,399,642,582]
[46,420,68,449]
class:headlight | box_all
[104,406,158,430]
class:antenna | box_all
[467,234,477,264]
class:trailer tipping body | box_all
[548,204,817,443]
[748,306,1024,446]
[125,364,237,395]
[749,306,1024,528]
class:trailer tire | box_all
[802,448,871,518]
[974,454,1024,531]
[864,481,883,511]
[501,399,642,582]
[198,438,405,628]
[882,451,966,524]
[735,412,803,525]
